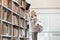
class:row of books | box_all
[13,27,18,37]
[3,0,19,13]
[20,19,24,28]
[13,2,19,13]
[20,8,25,18]
[2,23,10,35]
[20,0,25,8]
[13,15,18,25]
[2,8,12,22]
[2,8,8,21]
[2,22,19,37]
[2,8,18,25]
[20,29,25,38]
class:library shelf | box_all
[0,0,30,40]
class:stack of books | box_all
[13,15,18,25]
[2,23,10,35]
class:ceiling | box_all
[26,0,60,8]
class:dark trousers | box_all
[32,32,38,40]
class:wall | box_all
[26,0,60,8]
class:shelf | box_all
[2,35,11,37]
[13,24,19,28]
[2,8,12,23]
[20,19,24,29]
[20,16,25,20]
[2,5,12,12]
[2,22,11,36]
[13,12,20,16]
[20,7,25,11]
[2,20,12,25]
[20,8,25,20]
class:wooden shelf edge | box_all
[12,0,20,6]
[12,11,20,16]
[2,35,11,37]
[2,20,12,25]
[2,5,12,12]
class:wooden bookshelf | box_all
[0,0,30,40]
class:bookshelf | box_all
[0,0,30,40]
